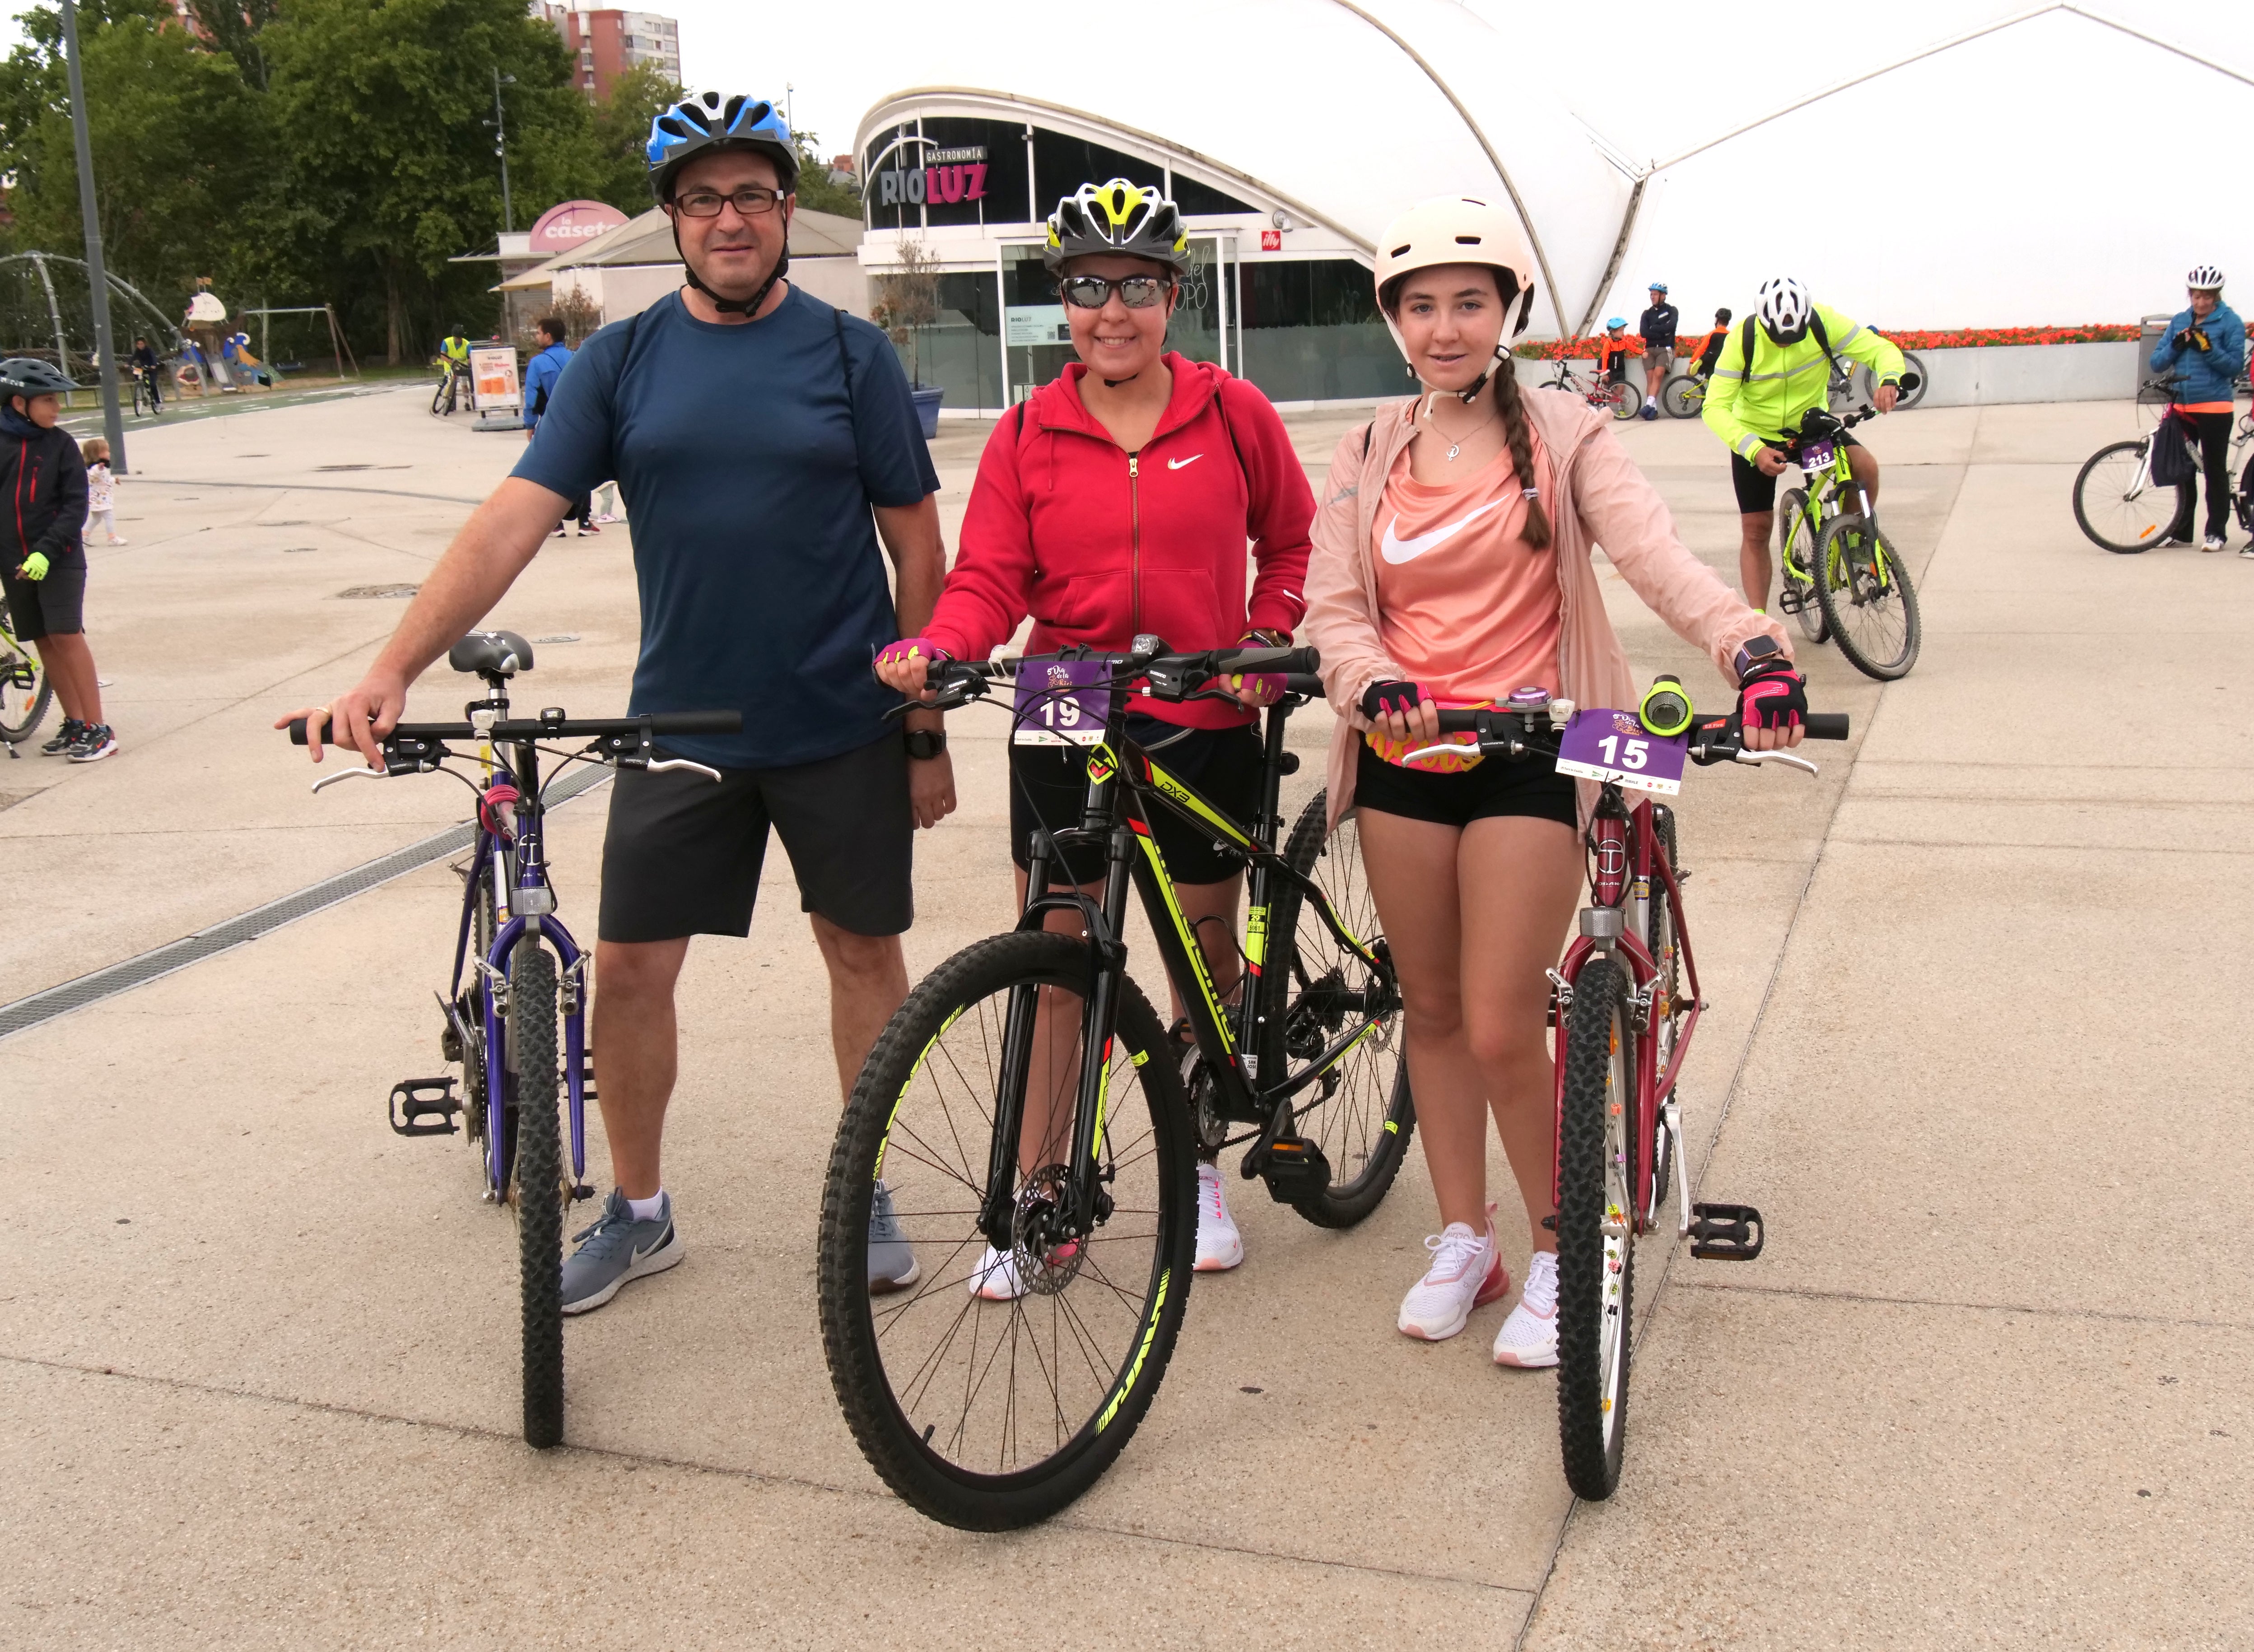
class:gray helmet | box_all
[0,357,77,398]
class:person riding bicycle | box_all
[874,179,1314,1286]
[1301,195,1800,1368]
[1703,276,1905,613]
[441,326,471,372]
[1593,317,1642,387]
[129,336,163,410]
[282,88,955,1317]
[2147,263,2245,553]
[1636,282,1678,419]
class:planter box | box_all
[1906,341,2139,407]
[910,386,945,439]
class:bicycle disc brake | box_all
[1011,1168,1092,1297]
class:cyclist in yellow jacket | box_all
[1704,276,1905,612]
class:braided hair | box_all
[1490,355,1551,549]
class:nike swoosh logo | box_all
[1379,499,1506,564]
[1168,454,1203,470]
[633,1227,672,1263]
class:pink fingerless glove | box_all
[875,637,950,670]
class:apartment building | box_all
[533,5,680,99]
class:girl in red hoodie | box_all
[876,179,1313,1284]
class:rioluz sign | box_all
[876,145,989,209]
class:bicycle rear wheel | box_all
[1556,954,1636,1501]
[1812,515,1921,679]
[507,943,565,1447]
[0,597,52,745]
[2072,438,2173,553]
[1260,792,1413,1228]
[1661,374,1704,419]
[819,930,1195,1530]
[1774,488,1827,644]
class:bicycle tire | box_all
[430,377,451,417]
[1895,352,1929,410]
[1774,488,1827,644]
[1661,374,1703,419]
[0,597,53,745]
[1607,380,1641,421]
[2072,438,2173,553]
[1812,514,1921,680]
[1260,791,1414,1228]
[818,930,1195,1530]
[1556,954,1636,1501]
[508,943,564,1448]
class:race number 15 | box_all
[1597,733,1649,770]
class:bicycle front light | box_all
[1639,676,1693,738]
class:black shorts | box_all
[598,733,913,942]
[0,557,87,638]
[1011,717,1262,888]
[1351,739,1578,830]
[1731,431,1861,514]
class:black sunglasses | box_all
[1059,274,1172,310]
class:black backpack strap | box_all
[1808,309,1848,391]
[834,306,854,405]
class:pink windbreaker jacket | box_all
[1303,387,1789,830]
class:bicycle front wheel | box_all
[1607,380,1641,420]
[1556,954,1637,1501]
[1260,792,1413,1228]
[1774,488,1827,645]
[1812,514,1921,679]
[1661,374,1703,419]
[2073,439,2173,553]
[0,599,52,745]
[507,943,564,1448]
[430,377,451,416]
[818,931,1196,1530]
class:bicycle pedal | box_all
[1777,586,1805,614]
[389,1077,461,1137]
[1254,1135,1331,1205]
[1689,1201,1764,1261]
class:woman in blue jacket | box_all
[2147,264,2245,552]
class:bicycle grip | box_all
[1804,713,1849,740]
[643,710,742,735]
[1216,644,1321,676]
[1281,673,1325,698]
[288,714,374,747]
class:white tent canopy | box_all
[837,0,2254,334]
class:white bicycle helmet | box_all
[1756,275,1814,344]
[1373,196,1539,401]
[2188,263,2226,292]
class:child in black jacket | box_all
[0,358,113,760]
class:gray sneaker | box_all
[559,1188,683,1315]
[868,1179,921,1293]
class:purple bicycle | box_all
[289,630,736,1445]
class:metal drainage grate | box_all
[336,584,420,599]
[0,762,615,1042]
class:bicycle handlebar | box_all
[1430,705,1848,764]
[287,709,741,745]
[903,641,1324,715]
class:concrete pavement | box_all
[2,385,2246,1648]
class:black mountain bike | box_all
[817,638,1412,1530]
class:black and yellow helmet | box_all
[1043,179,1190,275]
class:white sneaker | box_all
[968,1244,1027,1302]
[2203,534,2229,553]
[1194,1163,1244,1271]
[1397,1204,1508,1341]
[1493,1250,1560,1368]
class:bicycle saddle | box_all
[448,629,533,678]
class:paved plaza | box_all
[2,384,2247,1648]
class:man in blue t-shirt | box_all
[521,317,594,535]
[284,88,955,1313]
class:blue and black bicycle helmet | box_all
[646,90,799,318]
[645,90,797,203]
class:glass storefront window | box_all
[1032,129,1163,212]
[1237,258,1403,401]
[863,123,919,232]
[919,117,1032,228]
[899,269,1002,413]
[1171,172,1253,216]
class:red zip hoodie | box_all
[924,354,1313,728]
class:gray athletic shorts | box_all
[598,732,913,942]
[1644,346,1676,373]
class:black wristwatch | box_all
[903,728,947,761]
[1733,634,1786,682]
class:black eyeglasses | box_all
[1059,274,1172,310]
[673,186,786,219]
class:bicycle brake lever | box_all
[643,756,723,782]
[1731,748,1819,776]
[311,765,386,793]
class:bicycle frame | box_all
[1785,425,1901,597]
[440,696,589,1200]
[973,681,1387,1252]
[1549,783,1704,1236]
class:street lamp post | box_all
[57,0,125,473]
[487,68,517,233]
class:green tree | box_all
[792,130,861,219]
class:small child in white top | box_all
[82,437,125,544]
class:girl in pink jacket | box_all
[1301,197,1806,1367]
[877,180,1313,1287]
